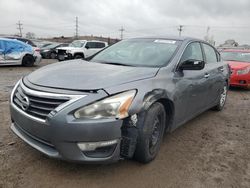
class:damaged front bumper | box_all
[9,81,139,163]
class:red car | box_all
[221,49,250,89]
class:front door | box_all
[173,42,209,126]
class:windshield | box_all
[221,51,250,63]
[69,41,85,48]
[91,39,180,67]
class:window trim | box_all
[201,42,220,63]
[175,41,205,71]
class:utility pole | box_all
[119,26,125,40]
[16,20,23,37]
[178,25,183,37]
[75,16,78,39]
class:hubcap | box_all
[149,115,161,153]
[220,86,227,106]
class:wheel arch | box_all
[74,52,85,58]
[22,53,35,65]
[142,89,175,131]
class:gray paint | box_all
[10,36,230,163]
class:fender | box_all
[142,89,175,131]
[142,89,170,110]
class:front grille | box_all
[13,85,69,120]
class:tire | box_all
[74,54,84,59]
[50,52,57,59]
[212,83,228,111]
[134,102,166,163]
[22,55,35,67]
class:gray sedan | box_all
[10,36,230,163]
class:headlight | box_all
[43,49,49,52]
[237,67,250,75]
[74,90,136,120]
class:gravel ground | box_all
[0,59,249,188]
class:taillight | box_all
[35,48,40,52]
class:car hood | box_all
[226,61,250,70]
[27,60,159,90]
[56,46,81,51]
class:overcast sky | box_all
[0,0,250,45]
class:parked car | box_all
[221,49,250,89]
[32,39,53,49]
[57,40,108,61]
[0,38,40,66]
[40,43,68,59]
[6,36,37,47]
[5,37,42,63]
[10,36,229,164]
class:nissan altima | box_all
[10,36,230,163]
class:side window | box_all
[86,42,96,49]
[96,42,105,48]
[180,42,203,63]
[202,43,218,63]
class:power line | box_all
[75,16,78,39]
[178,25,183,36]
[119,26,125,40]
[16,20,23,37]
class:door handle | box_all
[204,73,210,78]
[218,67,224,72]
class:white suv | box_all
[57,40,108,61]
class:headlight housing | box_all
[237,67,250,75]
[74,90,136,120]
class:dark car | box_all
[10,36,230,164]
[40,43,68,59]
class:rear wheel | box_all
[22,55,35,67]
[213,83,228,111]
[50,52,57,59]
[134,102,166,163]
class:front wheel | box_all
[134,102,166,163]
[213,84,228,111]
[74,54,84,59]
[22,55,35,67]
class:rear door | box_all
[4,41,23,65]
[201,43,225,106]
[0,40,5,64]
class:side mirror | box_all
[179,59,205,71]
[85,45,89,49]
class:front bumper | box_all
[58,53,73,61]
[230,73,250,88]
[9,82,125,163]
[10,104,123,163]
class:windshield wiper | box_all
[95,61,133,66]
[225,59,239,62]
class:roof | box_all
[0,37,27,44]
[130,35,201,41]
[221,49,250,53]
